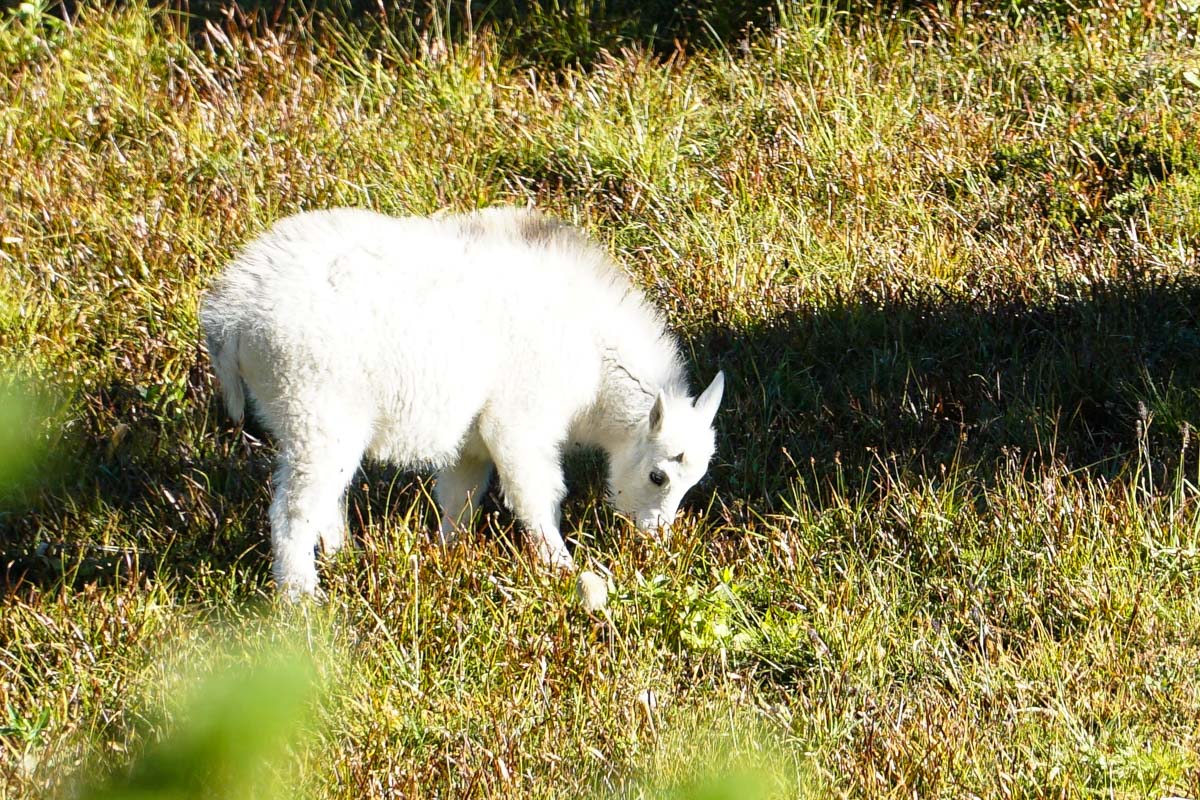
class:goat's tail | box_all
[204,322,245,424]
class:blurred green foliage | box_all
[0,378,48,495]
[82,647,321,800]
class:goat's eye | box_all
[649,469,667,487]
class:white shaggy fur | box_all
[200,207,724,597]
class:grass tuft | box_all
[1,1,1199,797]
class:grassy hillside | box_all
[2,1,1199,796]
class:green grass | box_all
[2,1,1199,797]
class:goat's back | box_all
[200,207,646,467]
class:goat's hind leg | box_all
[435,438,494,547]
[269,426,367,598]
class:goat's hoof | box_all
[576,570,609,612]
[277,572,323,603]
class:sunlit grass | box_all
[1,0,1198,797]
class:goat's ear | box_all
[649,390,667,434]
[694,371,725,425]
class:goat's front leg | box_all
[480,427,575,571]
[527,513,575,571]
[509,475,575,571]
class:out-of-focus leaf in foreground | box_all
[84,647,322,800]
[0,376,49,493]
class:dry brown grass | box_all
[2,1,1199,797]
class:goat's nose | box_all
[637,511,676,535]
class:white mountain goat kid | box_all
[200,207,724,597]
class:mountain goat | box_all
[200,207,724,597]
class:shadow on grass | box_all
[0,377,520,597]
[27,0,946,67]
[0,356,275,594]
[146,0,1117,68]
[694,274,1200,514]
[24,0,778,66]
[4,273,1199,592]
[0,374,585,597]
